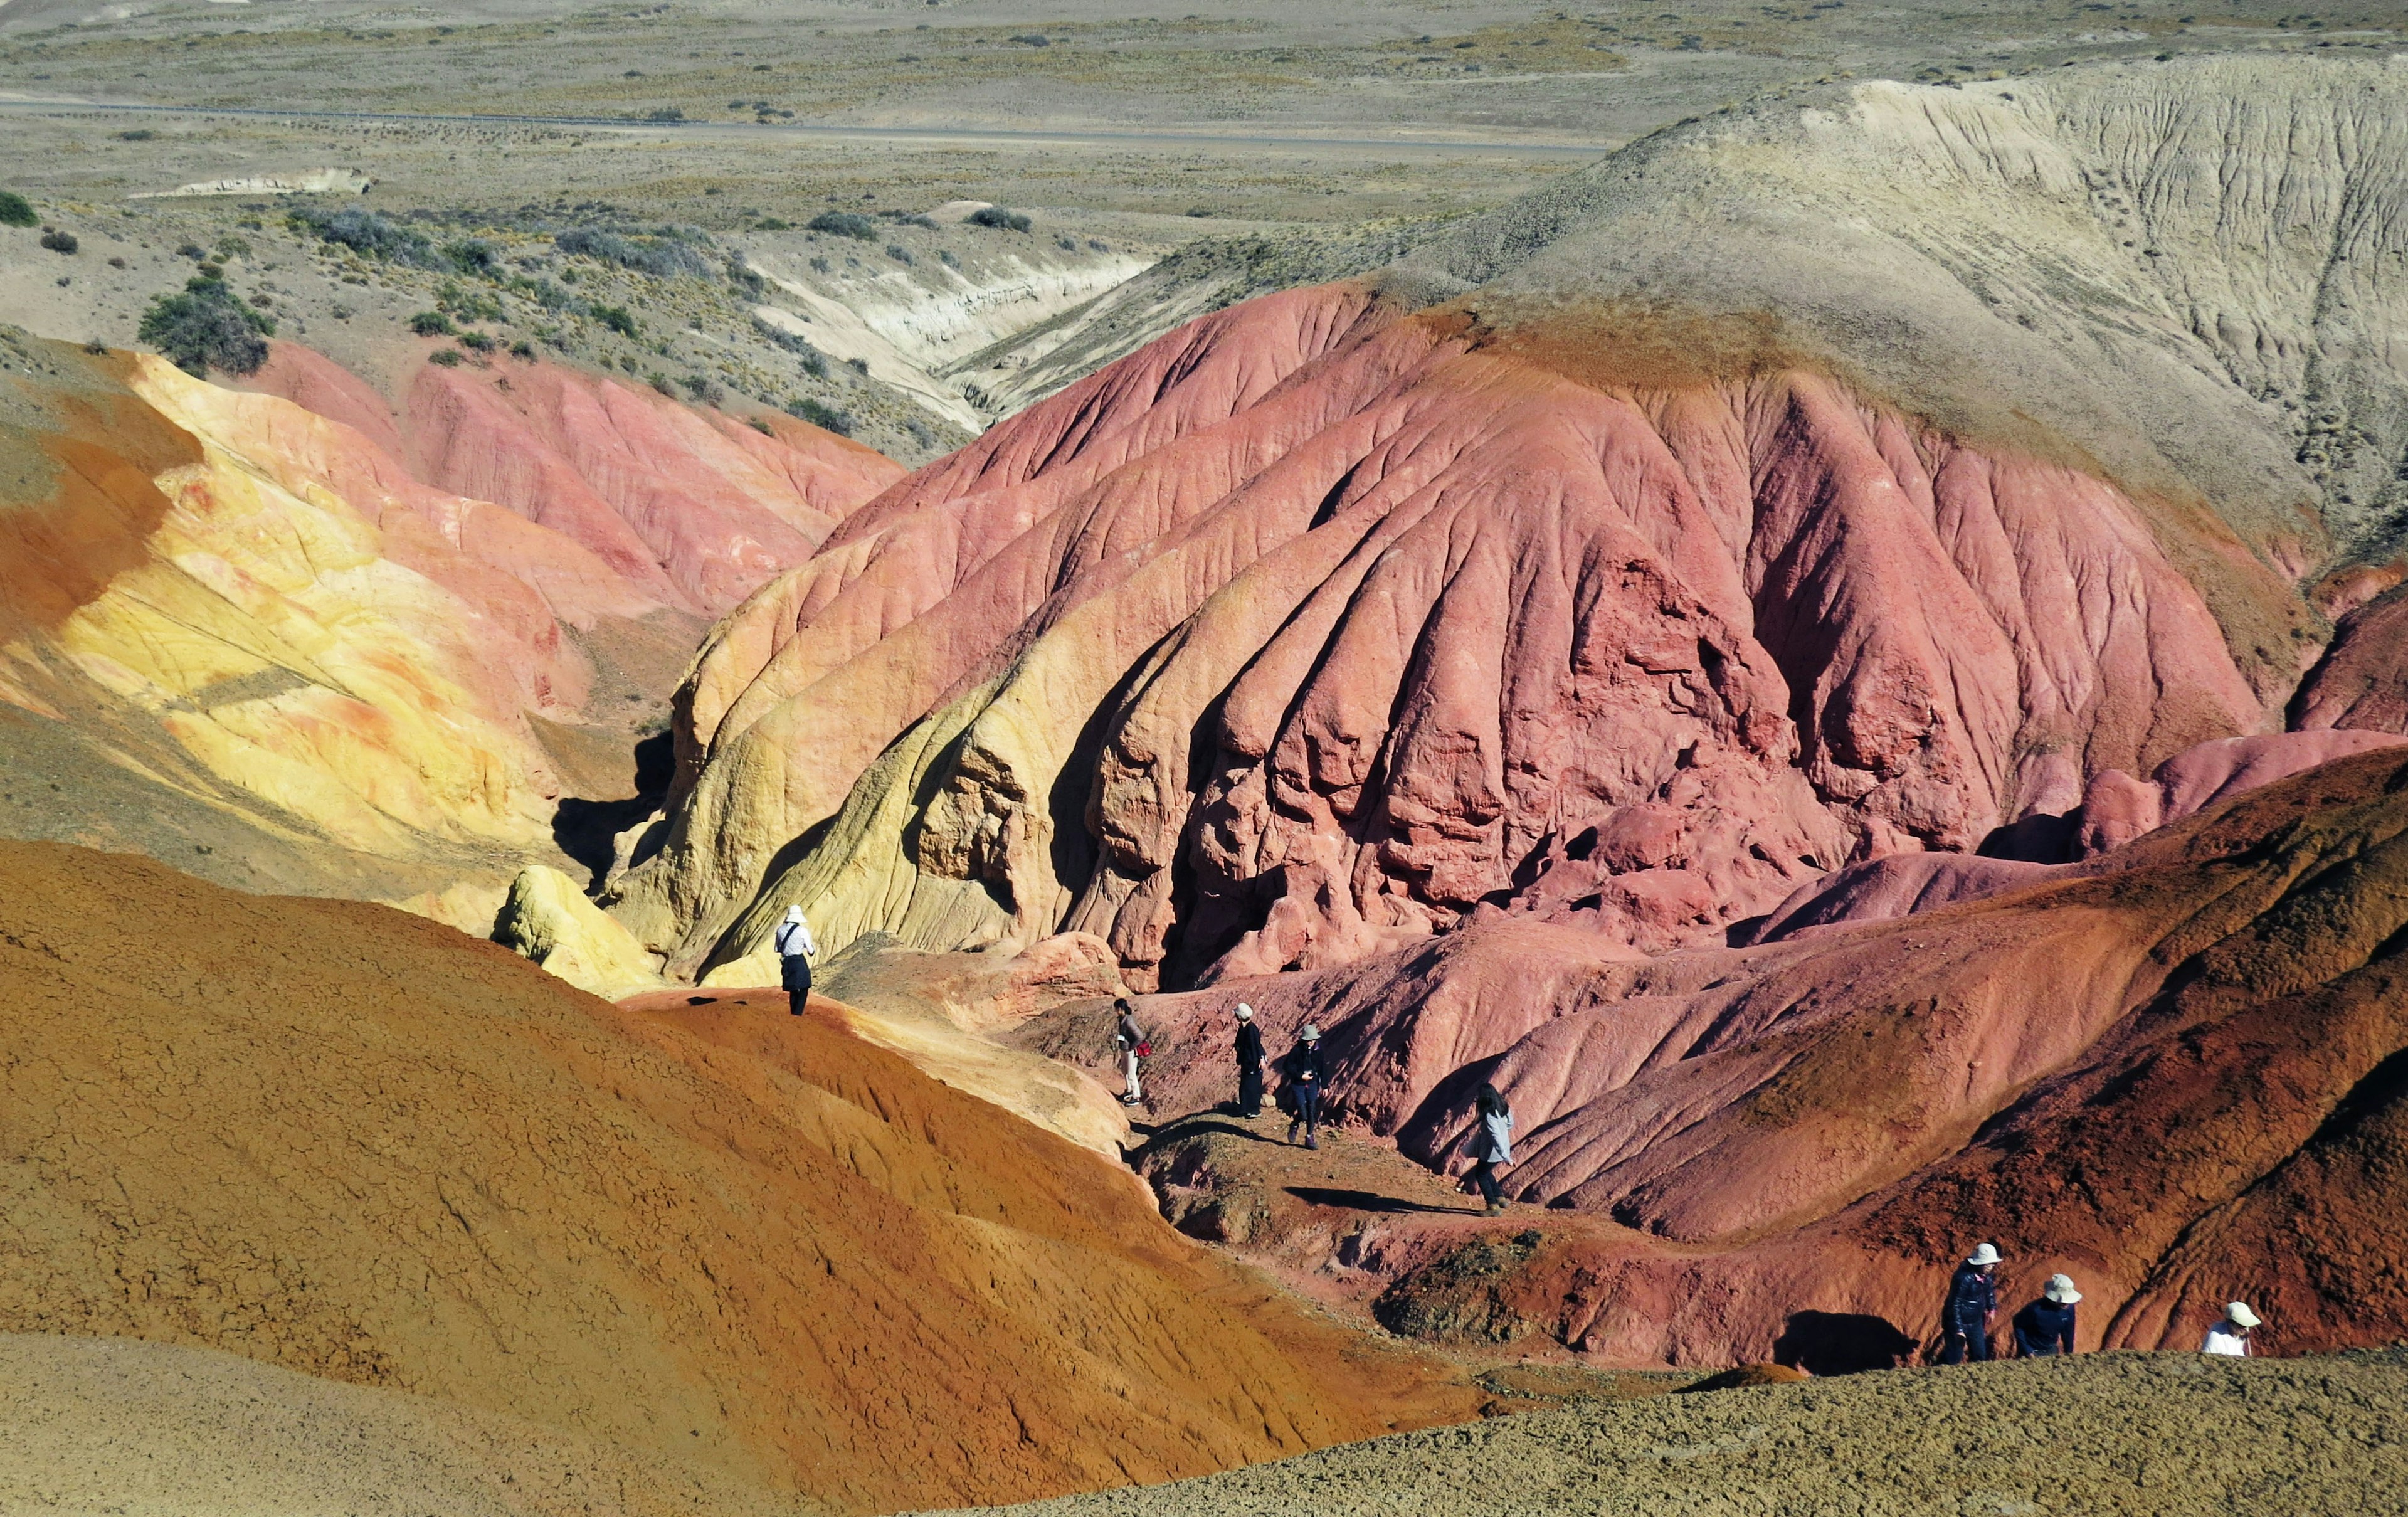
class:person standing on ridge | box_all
[1465,1083,1514,1216]
[775,904,817,1017]
[2203,1301,2261,1356]
[1114,998,1148,1109]
[1938,1242,2003,1363]
[1284,1023,1325,1149]
[2012,1273,2082,1357]
[1233,1003,1264,1118]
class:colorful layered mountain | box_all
[0,330,894,906]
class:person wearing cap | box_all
[774,904,817,1017]
[1938,1243,2004,1363]
[1113,998,1147,1109]
[2202,1301,2261,1356]
[1284,1023,1326,1149]
[1233,1003,1265,1118]
[2011,1274,2083,1357]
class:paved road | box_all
[0,95,1610,159]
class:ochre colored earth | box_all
[0,837,1481,1515]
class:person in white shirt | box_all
[775,904,817,1017]
[2202,1301,2261,1356]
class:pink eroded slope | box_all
[406,361,897,615]
[1111,749,2408,1364]
[657,281,2267,980]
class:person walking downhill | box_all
[2012,1274,2082,1358]
[1233,1003,1264,1118]
[1284,1023,1325,1149]
[1113,998,1148,1109]
[1465,1083,1514,1217]
[2203,1301,2261,1356]
[1938,1242,2004,1363]
[775,904,817,1017]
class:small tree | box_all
[137,277,275,378]
[0,191,36,228]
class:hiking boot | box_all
[1304,1135,1319,1150]
[1287,1124,1301,1145]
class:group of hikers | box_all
[779,921,2269,1358]
[1113,998,1519,1215]
[1116,996,2273,1345]
[1941,1240,2266,1360]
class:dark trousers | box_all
[783,956,811,1017]
[1238,1066,1263,1117]
[1289,1082,1321,1139]
[1940,1323,1991,1364]
[1468,1158,1502,1207]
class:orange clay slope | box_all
[0,838,1478,1515]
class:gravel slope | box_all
[929,1350,2408,1517]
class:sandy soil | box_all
[932,1348,2408,1516]
[0,1333,816,1517]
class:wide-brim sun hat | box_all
[2227,1301,2261,1329]
[1300,1023,1321,1040]
[2044,1273,2082,1304]
[1235,1003,1254,1020]
[1967,1243,2003,1266]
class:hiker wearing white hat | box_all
[774,904,817,1017]
[1283,1023,1325,1150]
[1938,1243,2004,1363]
[2202,1301,2261,1356]
[2011,1274,2083,1357]
[1233,1003,1265,1118]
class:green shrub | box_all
[408,310,456,336]
[290,206,438,266]
[39,230,77,255]
[436,280,503,322]
[138,277,275,377]
[968,206,1032,233]
[0,191,35,228]
[428,349,465,367]
[647,371,674,396]
[510,341,536,360]
[786,397,853,436]
[442,237,501,274]
[591,303,638,338]
[457,330,496,352]
[214,234,251,257]
[116,129,157,142]
[885,243,913,265]
[806,211,877,240]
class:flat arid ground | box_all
[7,4,2408,1516]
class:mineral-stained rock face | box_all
[621,280,2261,986]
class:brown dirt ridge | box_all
[0,837,1480,1514]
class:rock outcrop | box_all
[0,838,1479,1514]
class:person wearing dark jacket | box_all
[1284,1024,1325,1149]
[1465,1084,1514,1216]
[1113,999,1146,1108]
[1939,1242,2004,1363]
[1233,1003,1265,1118]
[2012,1274,2082,1357]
